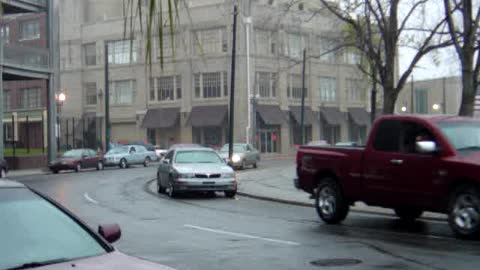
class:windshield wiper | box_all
[6,258,69,270]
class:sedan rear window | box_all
[175,151,223,164]
[0,188,107,270]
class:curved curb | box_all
[236,191,447,223]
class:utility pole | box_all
[370,63,377,124]
[0,43,4,160]
[442,76,447,114]
[410,75,414,114]
[228,5,238,160]
[47,0,58,162]
[104,42,111,152]
[300,49,306,145]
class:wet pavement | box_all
[11,161,480,270]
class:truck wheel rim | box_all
[453,194,480,231]
[319,187,336,216]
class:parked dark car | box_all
[49,149,104,174]
[295,115,480,239]
[0,179,174,270]
[0,158,8,178]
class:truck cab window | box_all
[373,120,402,152]
[400,121,435,154]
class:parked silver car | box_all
[104,145,157,168]
[156,148,237,198]
[218,143,260,169]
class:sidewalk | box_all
[5,168,48,178]
[237,161,447,221]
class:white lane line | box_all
[84,193,99,204]
[184,224,300,246]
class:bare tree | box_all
[319,0,450,114]
[444,0,480,116]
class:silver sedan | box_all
[156,148,237,198]
[218,143,260,170]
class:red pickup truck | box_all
[295,115,480,238]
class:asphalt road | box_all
[13,161,480,270]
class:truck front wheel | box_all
[315,178,350,224]
[448,185,480,239]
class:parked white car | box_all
[104,145,157,168]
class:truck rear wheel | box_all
[448,185,480,239]
[394,207,423,222]
[315,178,349,224]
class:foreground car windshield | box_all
[107,147,129,154]
[0,189,107,270]
[220,145,246,152]
[175,151,223,164]
[437,121,480,151]
[62,150,83,158]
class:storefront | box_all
[348,107,370,144]
[142,107,181,148]
[320,107,344,145]
[256,105,285,153]
[190,105,228,149]
[289,106,314,145]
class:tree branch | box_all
[397,0,428,39]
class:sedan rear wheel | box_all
[119,159,127,169]
[96,161,104,171]
[0,168,6,178]
[143,157,151,167]
[75,163,82,173]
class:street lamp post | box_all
[55,92,66,152]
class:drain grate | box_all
[310,258,362,267]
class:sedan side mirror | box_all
[416,141,437,154]
[98,223,121,243]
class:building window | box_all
[319,76,337,102]
[0,25,9,43]
[415,88,428,114]
[85,83,97,105]
[176,75,182,99]
[84,43,96,66]
[255,29,275,55]
[20,20,40,40]
[287,33,304,58]
[319,37,336,63]
[346,79,364,102]
[193,72,228,99]
[344,49,361,65]
[110,80,136,105]
[288,74,306,99]
[149,75,182,101]
[194,28,227,55]
[21,88,41,109]
[3,90,11,111]
[257,72,276,98]
[108,40,137,64]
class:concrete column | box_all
[180,113,192,143]
[312,119,321,141]
[280,122,290,154]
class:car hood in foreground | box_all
[34,251,174,270]
[173,163,234,174]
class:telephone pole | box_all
[300,49,306,145]
[228,5,238,160]
[104,42,111,152]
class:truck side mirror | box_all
[416,141,437,154]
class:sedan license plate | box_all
[203,181,215,185]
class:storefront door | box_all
[257,129,279,153]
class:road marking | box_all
[184,224,300,246]
[84,193,99,204]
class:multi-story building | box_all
[59,0,380,153]
[1,12,48,149]
[395,76,463,115]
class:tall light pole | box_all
[300,49,306,145]
[56,92,66,152]
[228,5,238,160]
[104,42,111,152]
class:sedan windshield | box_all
[220,145,246,152]
[62,150,83,158]
[175,151,224,164]
[437,121,480,151]
[0,188,107,270]
[107,147,129,154]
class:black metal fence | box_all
[58,116,103,152]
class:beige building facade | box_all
[58,0,379,153]
[395,76,463,115]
